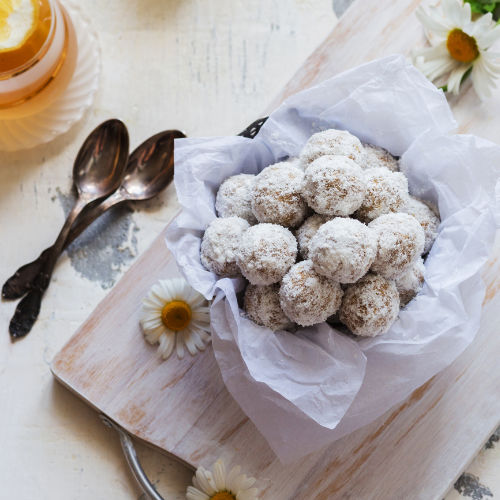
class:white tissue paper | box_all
[166,55,500,462]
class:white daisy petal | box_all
[419,54,458,81]
[152,284,171,303]
[213,460,227,490]
[176,334,185,359]
[188,460,259,500]
[471,59,494,99]
[140,278,210,361]
[459,0,472,26]
[479,49,500,68]
[416,5,451,39]
[183,330,199,356]
[144,325,166,344]
[476,24,500,50]
[158,333,175,359]
[140,316,163,330]
[447,64,471,94]
[237,487,259,500]
[470,13,494,38]
[194,468,217,495]
[235,474,256,491]
[225,465,242,491]
[186,486,210,500]
[192,315,211,330]
[190,329,209,351]
[443,0,466,27]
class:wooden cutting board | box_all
[52,0,500,498]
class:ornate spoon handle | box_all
[2,195,120,300]
[9,200,87,338]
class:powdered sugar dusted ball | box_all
[301,155,366,217]
[309,218,377,283]
[396,257,425,306]
[356,168,409,222]
[215,174,257,224]
[244,283,294,331]
[251,163,308,227]
[237,223,297,285]
[339,273,400,337]
[369,213,425,279]
[402,196,440,254]
[300,129,365,169]
[363,144,399,172]
[285,156,302,170]
[295,214,329,259]
[201,217,250,277]
[279,260,343,327]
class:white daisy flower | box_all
[140,278,211,360]
[186,459,259,500]
[413,0,500,99]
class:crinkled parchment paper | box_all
[166,55,500,462]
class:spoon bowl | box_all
[120,129,186,200]
[74,119,131,199]
[2,129,183,306]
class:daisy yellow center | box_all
[446,28,479,63]
[161,300,192,331]
[210,492,236,500]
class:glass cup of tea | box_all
[0,0,77,118]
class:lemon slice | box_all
[0,0,38,51]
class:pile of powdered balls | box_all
[200,129,440,337]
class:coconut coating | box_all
[251,163,308,227]
[299,129,365,169]
[339,273,400,337]
[301,155,366,217]
[369,213,425,280]
[363,144,399,172]
[200,217,250,277]
[285,156,302,170]
[396,257,425,306]
[215,174,257,224]
[236,223,297,285]
[402,196,440,254]
[309,218,377,283]
[244,284,294,331]
[279,260,343,327]
[356,168,408,222]
[295,214,329,259]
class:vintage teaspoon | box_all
[8,119,130,338]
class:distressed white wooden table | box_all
[0,1,498,499]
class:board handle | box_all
[238,117,268,138]
[100,415,165,500]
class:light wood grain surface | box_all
[51,1,500,499]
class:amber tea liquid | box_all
[0,0,75,116]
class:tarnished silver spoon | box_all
[47,128,185,254]
[7,130,184,339]
[4,129,184,304]
[8,119,130,338]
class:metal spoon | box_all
[8,119,130,338]
[48,129,185,248]
[5,129,183,309]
